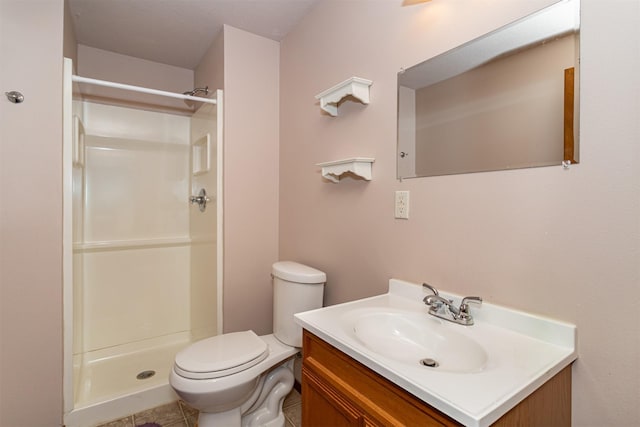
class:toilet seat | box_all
[174,331,269,380]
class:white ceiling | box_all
[68,0,320,70]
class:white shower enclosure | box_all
[62,58,223,426]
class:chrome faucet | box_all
[422,283,482,326]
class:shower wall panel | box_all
[77,102,191,354]
[82,102,189,147]
[71,99,85,374]
[82,246,190,351]
[84,135,189,242]
[189,102,219,340]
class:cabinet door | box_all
[302,330,458,426]
[302,367,363,426]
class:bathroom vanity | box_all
[302,330,571,426]
[295,279,577,427]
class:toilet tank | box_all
[272,261,325,347]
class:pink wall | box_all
[64,0,78,68]
[280,0,640,425]
[219,26,280,334]
[0,0,64,425]
[194,30,224,95]
[76,45,194,113]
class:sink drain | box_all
[420,358,439,368]
[136,370,156,380]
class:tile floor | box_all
[96,388,302,427]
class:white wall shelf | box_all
[315,77,373,116]
[317,157,375,183]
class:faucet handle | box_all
[423,294,449,314]
[423,294,442,306]
[422,283,440,307]
[459,296,482,315]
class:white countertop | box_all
[295,278,577,427]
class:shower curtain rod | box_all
[72,75,217,105]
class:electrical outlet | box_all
[395,190,410,219]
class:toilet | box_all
[169,261,326,427]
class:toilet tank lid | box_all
[273,261,326,284]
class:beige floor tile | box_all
[158,420,188,427]
[97,389,302,427]
[283,389,302,409]
[133,401,184,426]
[283,402,302,427]
[178,400,199,427]
[96,415,135,427]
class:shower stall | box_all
[62,58,223,426]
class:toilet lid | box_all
[174,330,268,380]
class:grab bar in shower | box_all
[71,75,217,105]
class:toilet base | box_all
[198,410,287,427]
[241,363,293,427]
[195,361,294,427]
[199,408,242,427]
[246,413,287,427]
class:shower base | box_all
[65,333,192,427]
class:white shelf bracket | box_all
[315,77,373,116]
[317,157,375,183]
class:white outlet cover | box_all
[395,190,409,219]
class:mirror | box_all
[397,0,580,179]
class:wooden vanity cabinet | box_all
[301,330,571,427]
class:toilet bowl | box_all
[169,261,326,427]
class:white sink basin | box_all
[295,278,577,427]
[349,309,488,373]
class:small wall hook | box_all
[5,91,24,104]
